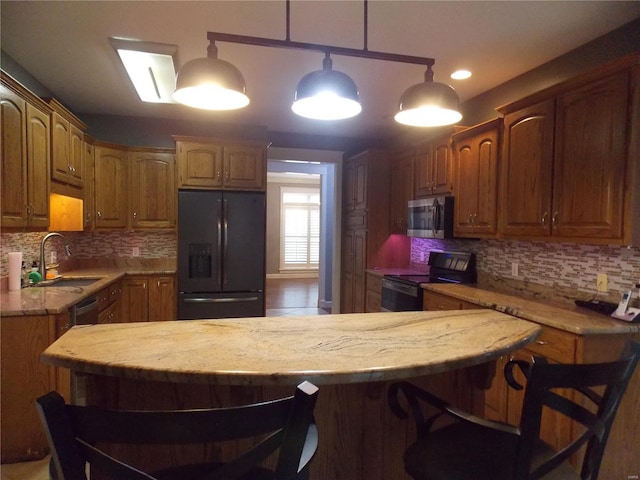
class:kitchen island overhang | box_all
[42,310,541,386]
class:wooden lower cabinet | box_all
[0,312,71,463]
[422,289,640,478]
[365,272,382,312]
[121,275,176,323]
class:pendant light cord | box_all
[363,0,368,52]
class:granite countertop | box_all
[423,283,640,335]
[1,265,176,317]
[41,310,541,386]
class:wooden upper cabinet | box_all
[129,150,176,229]
[48,99,86,188]
[83,141,94,230]
[553,72,628,240]
[175,137,266,191]
[223,144,266,190]
[415,130,459,198]
[176,140,223,188]
[500,99,555,237]
[390,149,414,233]
[499,67,632,243]
[453,119,501,237]
[1,75,51,228]
[93,145,128,229]
[343,152,369,212]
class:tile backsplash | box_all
[411,238,640,300]
[1,231,177,275]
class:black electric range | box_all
[381,251,477,311]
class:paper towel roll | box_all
[8,252,23,291]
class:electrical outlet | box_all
[511,262,519,277]
[132,247,140,257]
[597,273,608,292]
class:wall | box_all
[410,237,640,302]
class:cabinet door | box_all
[500,100,555,237]
[432,139,454,195]
[94,146,128,228]
[130,152,176,229]
[505,348,573,452]
[340,230,355,313]
[390,150,414,233]
[83,142,94,230]
[177,141,223,188]
[0,316,54,462]
[149,275,176,321]
[474,129,499,234]
[454,122,500,236]
[414,143,434,197]
[453,139,477,233]
[122,277,149,323]
[51,112,71,183]
[26,103,51,227]
[353,157,368,211]
[553,72,628,239]
[68,124,84,187]
[343,160,356,212]
[0,85,28,227]
[223,145,266,190]
[352,230,367,313]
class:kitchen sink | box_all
[36,277,104,288]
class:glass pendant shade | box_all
[173,56,250,110]
[395,66,462,127]
[292,54,361,120]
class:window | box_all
[280,187,320,270]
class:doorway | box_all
[266,147,342,314]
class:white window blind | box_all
[280,188,320,270]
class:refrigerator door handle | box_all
[183,297,260,303]
[223,198,229,286]
[217,199,223,287]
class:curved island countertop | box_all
[42,310,541,386]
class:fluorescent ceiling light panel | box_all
[110,38,178,104]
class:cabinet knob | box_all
[536,340,548,345]
[217,170,222,180]
[541,211,548,225]
[97,211,102,218]
[552,211,559,228]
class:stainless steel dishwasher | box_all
[71,295,99,325]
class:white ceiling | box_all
[2,1,640,141]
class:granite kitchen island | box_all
[42,310,541,480]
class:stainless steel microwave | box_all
[407,196,454,238]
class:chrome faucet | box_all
[39,232,72,279]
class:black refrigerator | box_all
[178,190,266,319]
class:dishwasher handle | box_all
[72,296,99,325]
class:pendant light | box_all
[173,41,250,110]
[395,64,462,127]
[291,52,362,120]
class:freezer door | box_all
[222,192,266,292]
[178,190,223,293]
[178,292,265,320]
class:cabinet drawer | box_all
[97,288,110,312]
[525,326,575,363]
[109,281,122,303]
[365,289,381,313]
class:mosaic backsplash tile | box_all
[2,231,639,303]
[410,238,640,301]
[1,231,176,275]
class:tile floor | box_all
[1,277,324,479]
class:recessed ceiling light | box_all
[451,70,472,80]
[110,38,178,104]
